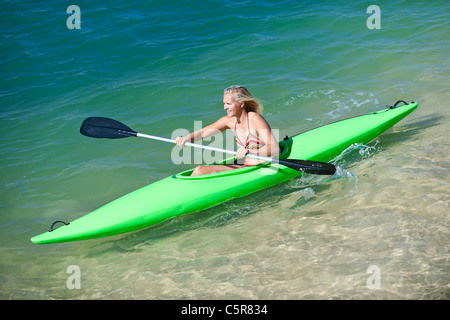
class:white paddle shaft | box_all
[136,132,275,163]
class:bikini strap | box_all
[235,113,250,147]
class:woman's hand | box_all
[175,136,188,147]
[236,147,249,159]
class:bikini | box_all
[234,113,265,167]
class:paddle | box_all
[80,117,336,175]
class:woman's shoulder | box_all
[214,115,234,129]
[248,112,269,128]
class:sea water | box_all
[1,0,449,299]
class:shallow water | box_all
[1,0,449,299]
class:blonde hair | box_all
[224,85,263,115]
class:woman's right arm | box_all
[175,116,230,147]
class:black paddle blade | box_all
[80,117,137,139]
[279,158,336,175]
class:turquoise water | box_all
[1,0,449,299]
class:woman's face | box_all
[223,93,243,117]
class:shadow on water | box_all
[328,113,445,169]
[378,113,445,147]
[86,113,441,254]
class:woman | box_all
[175,85,280,176]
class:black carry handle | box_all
[389,100,408,109]
[49,220,70,232]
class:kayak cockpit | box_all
[173,139,292,180]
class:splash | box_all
[332,142,380,171]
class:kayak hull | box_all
[31,102,417,244]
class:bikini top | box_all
[234,113,266,150]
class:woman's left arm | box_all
[251,115,280,158]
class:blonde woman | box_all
[175,86,280,176]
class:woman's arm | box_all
[175,116,230,147]
[248,114,280,158]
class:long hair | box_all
[224,85,263,115]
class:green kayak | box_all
[31,101,417,244]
